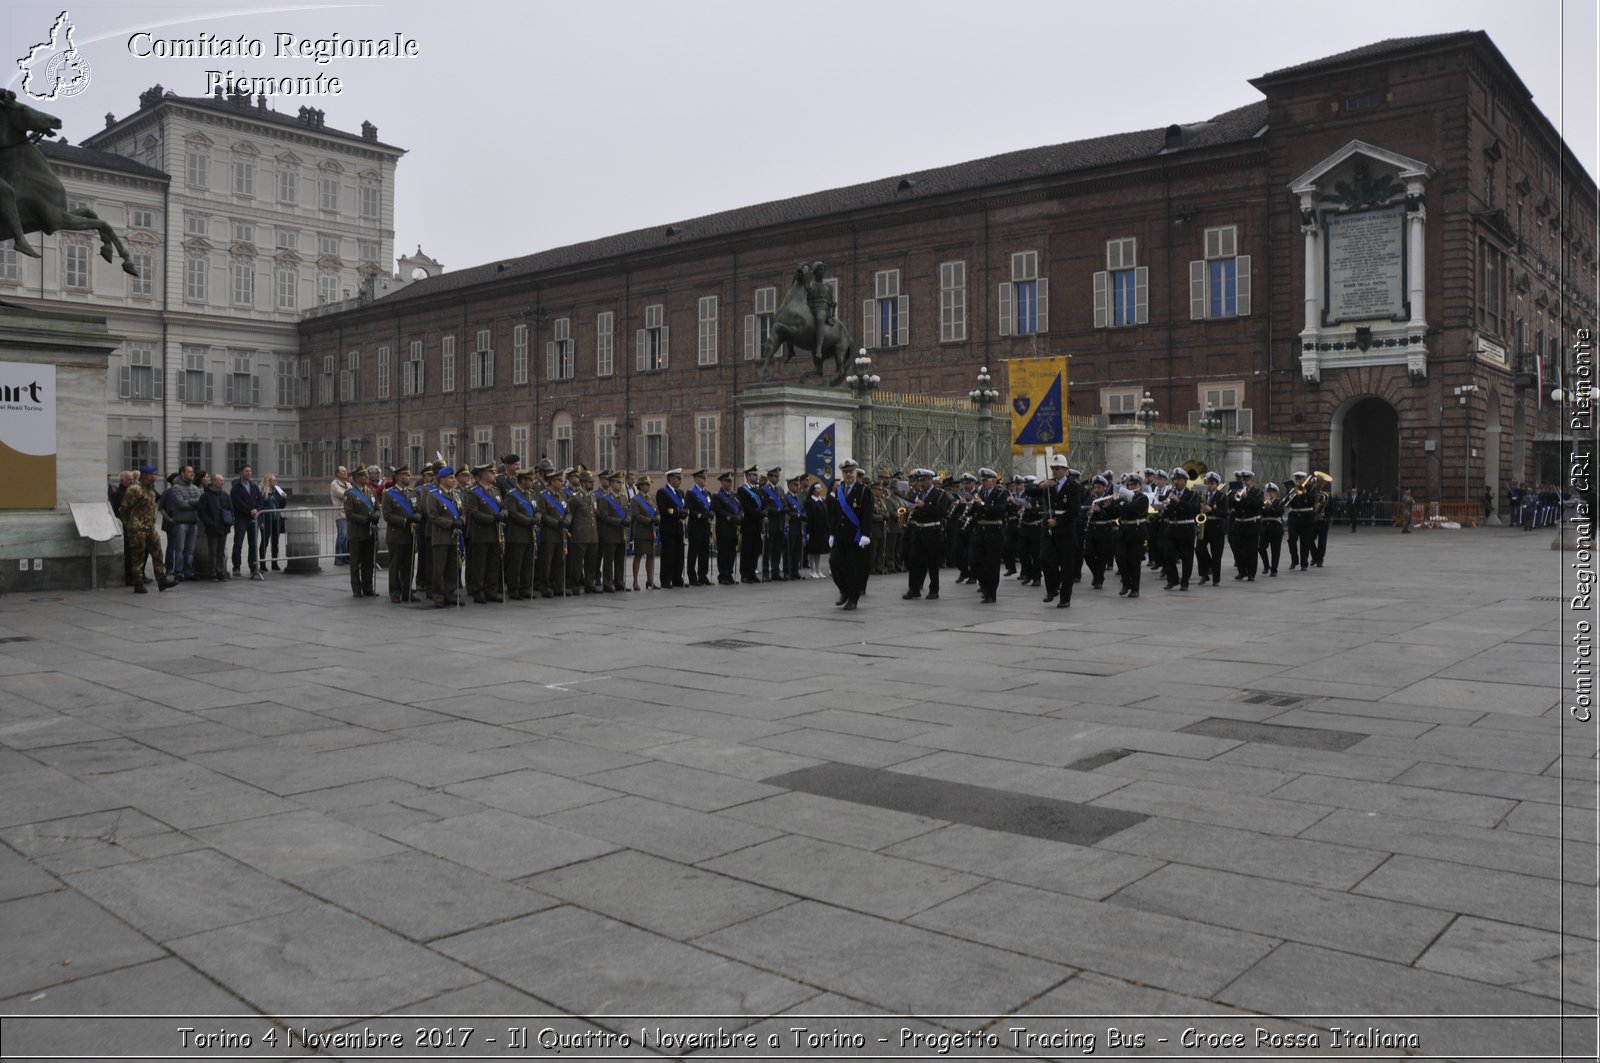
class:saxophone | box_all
[896,503,909,527]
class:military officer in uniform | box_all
[737,466,765,584]
[504,468,539,599]
[342,466,380,597]
[537,460,570,597]
[1031,455,1083,608]
[784,475,808,580]
[415,462,435,595]
[656,468,688,588]
[119,463,178,594]
[495,454,521,590]
[1311,474,1332,567]
[595,470,629,592]
[827,457,873,610]
[948,473,978,583]
[684,469,714,586]
[425,466,464,607]
[903,468,950,600]
[568,469,601,593]
[462,463,506,603]
[759,467,786,581]
[711,471,742,585]
[380,464,420,602]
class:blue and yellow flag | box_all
[1008,357,1069,452]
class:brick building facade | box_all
[298,31,1597,500]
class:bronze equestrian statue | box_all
[0,89,139,276]
[760,260,858,387]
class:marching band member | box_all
[1228,470,1265,581]
[1114,473,1149,598]
[1158,467,1201,591]
[1259,482,1285,577]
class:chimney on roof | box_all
[138,85,164,109]
[257,94,267,110]
[361,121,377,141]
[1164,124,1183,150]
[213,86,224,101]
[896,178,917,192]
[105,112,115,129]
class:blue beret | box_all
[436,466,454,478]
[139,463,157,475]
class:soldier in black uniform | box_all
[1258,482,1285,577]
[737,466,765,584]
[1114,473,1149,598]
[1285,471,1316,571]
[1001,476,1022,577]
[970,468,1009,604]
[1158,467,1201,591]
[1198,471,1230,585]
[684,469,714,586]
[656,468,688,589]
[1017,476,1045,586]
[1146,469,1170,574]
[504,469,539,599]
[1310,475,1332,567]
[828,458,874,610]
[902,469,950,600]
[1228,470,1265,581]
[758,467,786,581]
[946,474,977,584]
[1083,475,1117,589]
[711,471,742,585]
[784,476,807,580]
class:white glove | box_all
[827,536,834,548]
[858,535,871,547]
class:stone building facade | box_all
[0,88,404,493]
[297,32,1596,499]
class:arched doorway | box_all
[1330,396,1399,495]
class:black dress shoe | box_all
[1043,593,1057,602]
[842,600,858,611]
[980,595,996,604]
[1164,583,1179,590]
[134,584,148,594]
[1118,587,1130,596]
[926,591,939,600]
[1057,599,1071,608]
[1128,590,1140,598]
[835,596,848,606]
[902,591,921,599]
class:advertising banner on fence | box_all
[0,361,56,509]
[1009,356,1068,453]
[805,417,836,484]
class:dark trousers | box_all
[261,522,280,563]
[1043,526,1081,603]
[906,527,943,595]
[1201,525,1226,583]
[1259,525,1282,574]
[1085,524,1115,587]
[537,531,566,594]
[1115,534,1145,594]
[1162,525,1196,588]
[1147,523,1167,571]
[762,516,784,577]
[1313,521,1330,565]
[716,523,738,583]
[785,522,805,578]
[740,520,763,581]
[687,520,711,584]
[829,537,870,603]
[205,531,228,578]
[1289,518,1314,569]
[1229,521,1260,578]
[505,537,534,598]
[431,542,460,604]
[974,524,1004,598]
[598,539,624,590]
[1018,525,1041,582]
[387,540,415,600]
[231,520,259,573]
[348,538,375,595]
[659,524,685,587]
[568,540,599,590]
[416,529,432,591]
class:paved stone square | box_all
[0,528,1594,1059]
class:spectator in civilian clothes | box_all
[164,466,201,580]
[330,466,351,565]
[261,473,287,570]
[197,474,233,581]
[230,466,265,580]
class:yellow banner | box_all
[1008,356,1068,453]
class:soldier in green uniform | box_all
[415,462,435,595]
[426,466,465,608]
[343,466,380,597]
[568,468,600,593]
[595,470,628,592]
[496,454,521,591]
[462,463,506,603]
[537,460,571,597]
[119,463,177,593]
[503,468,539,600]
[381,464,421,602]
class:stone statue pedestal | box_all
[737,383,857,477]
[0,302,120,593]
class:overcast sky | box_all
[8,0,1597,274]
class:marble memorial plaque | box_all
[1325,206,1405,323]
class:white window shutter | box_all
[862,300,876,348]
[225,373,235,405]
[153,370,162,401]
[118,366,130,398]
[636,329,647,371]
[1237,255,1252,316]
[1236,408,1254,436]
[205,372,214,403]
[896,294,909,345]
[486,353,494,387]
[659,325,668,369]
[1036,278,1049,333]
[1205,228,1220,259]
[252,375,261,406]
[1092,272,1108,329]
[1135,267,1149,325]
[998,282,1014,336]
[1190,260,1206,319]
[744,314,756,359]
[1221,227,1236,257]
[545,340,555,380]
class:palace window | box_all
[63,242,90,289]
[940,261,966,342]
[403,341,425,395]
[119,345,160,401]
[185,254,207,301]
[377,345,391,399]
[596,420,618,472]
[698,295,718,365]
[637,303,668,371]
[547,318,574,380]
[596,311,614,376]
[999,250,1048,335]
[441,335,456,392]
[1191,226,1251,319]
[1095,239,1147,327]
[129,253,154,296]
[745,287,776,359]
[513,324,529,384]
[231,262,254,306]
[863,269,908,348]
[697,413,719,471]
[275,267,297,310]
[642,416,668,470]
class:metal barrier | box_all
[252,505,348,572]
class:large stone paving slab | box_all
[0,889,166,998]
[64,848,311,941]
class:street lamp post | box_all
[969,365,1001,472]
[1137,390,1159,430]
[1197,401,1223,471]
[844,348,879,472]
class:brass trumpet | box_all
[896,505,909,527]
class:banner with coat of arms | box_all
[1008,356,1068,453]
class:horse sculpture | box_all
[0,89,140,277]
[759,261,857,387]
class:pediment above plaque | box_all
[1288,140,1433,200]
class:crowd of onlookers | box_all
[108,465,287,585]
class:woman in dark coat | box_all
[804,481,831,579]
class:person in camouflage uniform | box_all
[118,464,177,593]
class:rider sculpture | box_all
[759,259,857,387]
[0,89,141,277]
